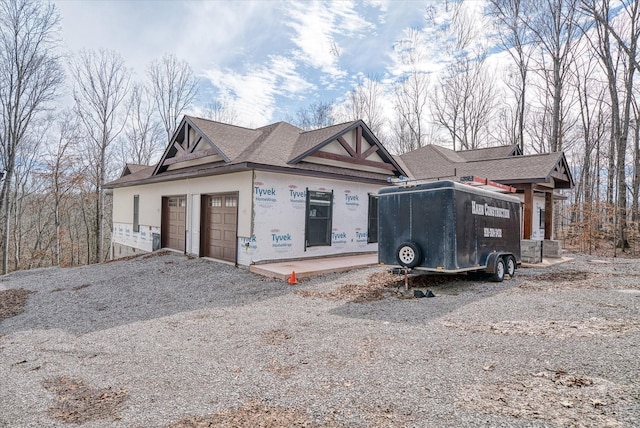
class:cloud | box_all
[203,55,315,127]
[285,1,375,81]
[55,1,281,78]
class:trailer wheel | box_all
[491,258,505,282]
[506,256,516,278]
[396,242,422,268]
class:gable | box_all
[107,117,407,189]
[154,117,230,175]
[547,153,573,188]
[120,163,148,178]
[289,121,404,176]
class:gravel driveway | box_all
[1,251,639,427]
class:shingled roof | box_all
[400,144,573,189]
[105,116,406,188]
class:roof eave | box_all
[288,121,358,164]
[288,120,407,177]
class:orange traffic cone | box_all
[287,271,298,285]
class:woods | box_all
[0,0,639,273]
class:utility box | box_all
[377,180,521,281]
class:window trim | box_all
[133,194,140,233]
[367,194,378,243]
[305,188,333,248]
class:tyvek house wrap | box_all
[237,171,379,266]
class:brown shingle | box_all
[456,145,520,162]
[187,116,261,160]
[105,117,404,189]
[399,144,572,188]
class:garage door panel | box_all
[223,247,235,260]
[163,196,186,251]
[203,193,237,262]
[224,230,235,241]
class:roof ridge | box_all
[186,114,257,131]
[299,120,358,135]
[430,144,466,163]
[234,122,300,162]
[457,144,515,151]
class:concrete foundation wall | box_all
[112,242,149,259]
[521,239,542,263]
[542,239,561,258]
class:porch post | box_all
[544,191,553,240]
[523,184,533,239]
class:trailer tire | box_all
[396,242,422,268]
[491,258,506,282]
[506,255,516,278]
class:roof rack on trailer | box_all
[386,176,434,188]
[459,176,516,193]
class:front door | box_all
[202,193,238,263]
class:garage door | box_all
[162,196,186,251]
[203,193,237,262]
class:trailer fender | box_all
[485,252,503,274]
[485,252,516,273]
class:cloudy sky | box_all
[54,0,485,127]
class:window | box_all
[133,195,140,233]
[225,196,237,207]
[305,189,333,247]
[539,209,545,230]
[367,194,378,243]
[209,197,222,207]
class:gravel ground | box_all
[0,251,639,427]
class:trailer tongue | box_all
[377,180,522,282]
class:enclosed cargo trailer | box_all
[377,180,521,281]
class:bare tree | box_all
[287,100,335,130]
[390,28,430,153]
[526,0,581,153]
[580,0,639,250]
[433,53,498,151]
[10,129,43,269]
[148,53,199,143]
[43,111,84,266]
[202,99,238,124]
[428,2,499,150]
[121,83,163,165]
[630,94,639,227]
[0,0,63,274]
[339,75,386,136]
[70,48,130,263]
[489,0,536,151]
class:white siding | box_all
[111,171,253,256]
[112,169,383,265]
